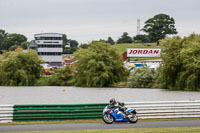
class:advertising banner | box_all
[127,48,161,57]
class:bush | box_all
[127,67,156,88]
[48,65,74,86]
[0,49,43,86]
[34,76,52,86]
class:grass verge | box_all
[4,127,200,133]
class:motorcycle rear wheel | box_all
[102,114,114,124]
[127,113,138,123]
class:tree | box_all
[106,37,115,45]
[117,32,133,44]
[142,14,177,45]
[158,36,184,90]
[0,49,44,86]
[127,67,156,88]
[62,34,79,48]
[133,34,151,43]
[8,45,18,51]
[158,33,200,91]
[62,34,68,49]
[0,29,7,40]
[21,42,29,49]
[2,33,27,50]
[62,34,79,54]
[74,41,129,87]
[68,39,79,47]
[63,47,78,54]
[79,44,88,49]
[0,29,7,53]
[49,65,74,86]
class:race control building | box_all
[28,33,63,68]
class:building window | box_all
[38,52,62,56]
[38,45,62,48]
[35,37,62,40]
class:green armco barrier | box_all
[13,103,109,122]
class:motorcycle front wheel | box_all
[102,114,114,124]
[127,113,138,123]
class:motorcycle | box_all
[102,105,138,124]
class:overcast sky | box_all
[0,0,200,43]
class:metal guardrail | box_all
[13,103,108,122]
[125,100,200,119]
[0,100,200,123]
[0,105,13,123]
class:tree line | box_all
[0,29,28,53]
[2,13,198,91]
[91,13,177,45]
[1,33,200,91]
[0,41,129,87]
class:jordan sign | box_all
[127,48,161,57]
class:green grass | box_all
[5,127,200,133]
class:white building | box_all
[29,33,63,68]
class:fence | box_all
[0,105,13,123]
[126,100,200,119]
[12,103,108,122]
[1,100,200,123]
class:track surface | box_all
[1,120,200,132]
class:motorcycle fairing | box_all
[126,108,135,113]
[110,109,128,122]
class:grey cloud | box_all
[0,0,200,43]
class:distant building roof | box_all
[63,59,76,65]
[28,40,37,47]
[34,33,63,37]
[28,40,38,50]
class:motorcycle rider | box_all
[109,98,127,116]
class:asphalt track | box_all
[0,120,200,132]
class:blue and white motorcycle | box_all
[102,105,138,124]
